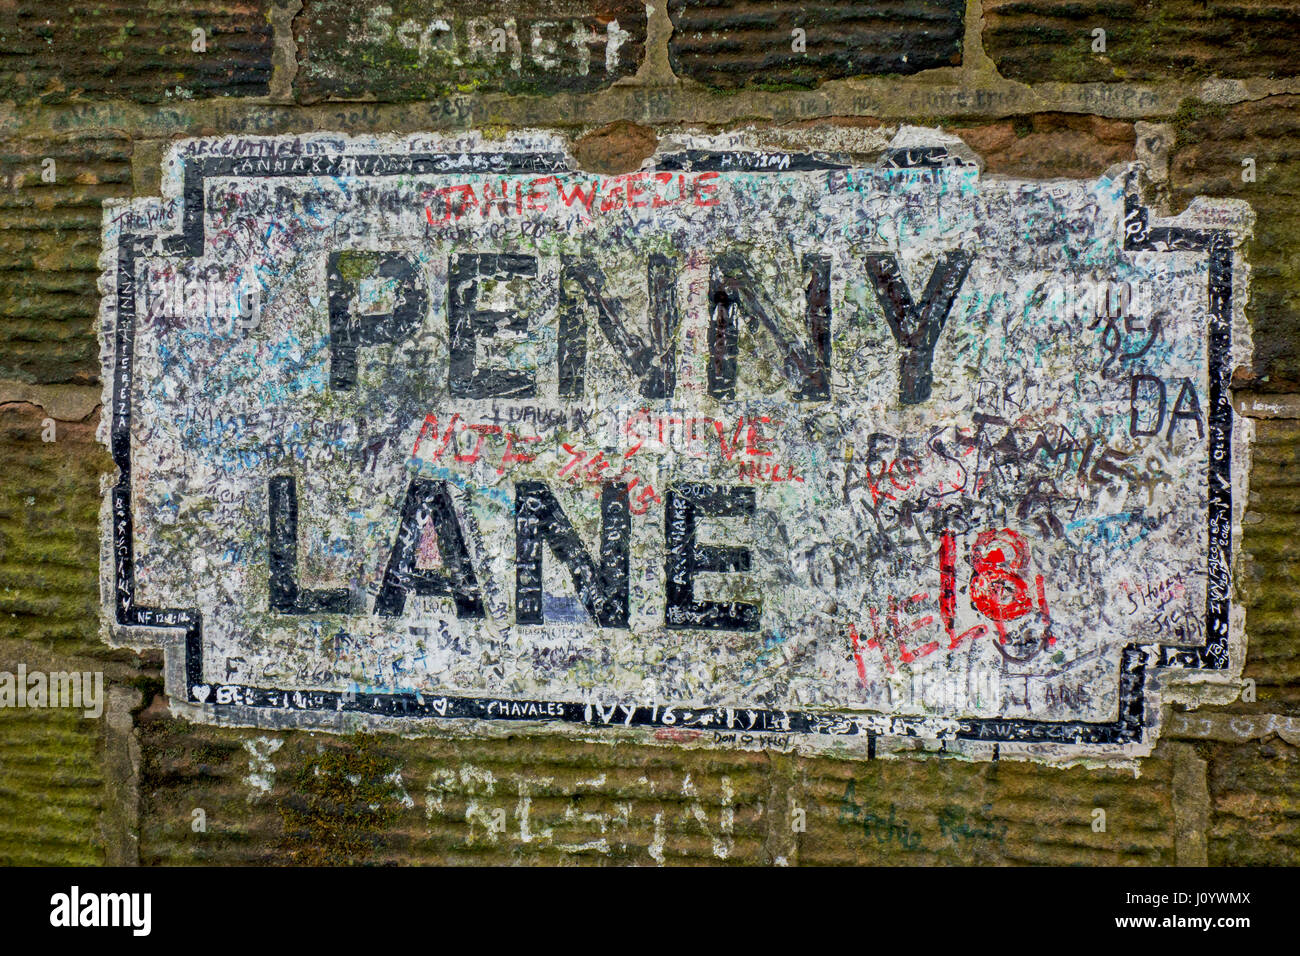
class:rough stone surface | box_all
[1204,737,1299,865]
[138,718,771,864]
[1171,96,1300,391]
[801,746,1175,864]
[572,121,658,173]
[134,713,1192,864]
[0,701,104,865]
[0,405,113,659]
[983,0,1300,84]
[1238,417,1300,709]
[294,0,648,101]
[667,0,964,89]
[954,114,1136,178]
[0,1,273,104]
[0,134,132,384]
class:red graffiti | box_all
[970,528,1033,623]
[939,531,989,650]
[967,528,1055,648]
[559,442,662,514]
[411,413,540,475]
[850,527,1057,679]
[623,410,782,462]
[850,592,941,677]
[425,171,719,225]
[860,456,922,506]
[736,461,803,483]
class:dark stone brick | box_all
[0,700,104,865]
[0,134,132,384]
[667,0,964,89]
[1205,738,1300,865]
[1170,96,1300,390]
[138,722,772,864]
[984,0,1300,84]
[1239,417,1300,703]
[0,1,273,104]
[0,405,113,658]
[294,0,647,102]
[799,749,1174,865]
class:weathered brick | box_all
[0,405,113,658]
[983,0,1300,84]
[0,133,132,384]
[1170,96,1300,390]
[1205,738,1300,865]
[0,1,273,104]
[139,719,773,865]
[294,0,646,102]
[0,686,104,865]
[572,121,658,174]
[799,749,1175,865]
[1237,418,1300,707]
[667,0,964,89]
[954,113,1135,178]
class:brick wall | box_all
[1,0,1297,865]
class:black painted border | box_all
[106,147,1237,747]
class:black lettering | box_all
[374,479,485,618]
[864,250,972,404]
[558,254,681,399]
[1129,373,1167,437]
[449,252,537,398]
[708,252,832,401]
[1168,378,1205,440]
[665,484,760,631]
[327,252,426,389]
[268,476,350,613]
[515,481,630,627]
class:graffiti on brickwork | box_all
[295,1,647,98]
[98,131,1252,762]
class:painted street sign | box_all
[99,132,1251,761]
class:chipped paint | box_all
[242,735,283,799]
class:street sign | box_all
[100,132,1251,760]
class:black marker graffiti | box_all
[864,250,973,404]
[515,480,630,627]
[268,475,351,614]
[374,479,485,619]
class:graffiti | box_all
[936,806,1008,848]
[839,782,923,851]
[353,10,633,74]
[838,784,1008,854]
[98,131,1251,761]
[294,1,647,100]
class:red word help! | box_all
[851,528,1056,676]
